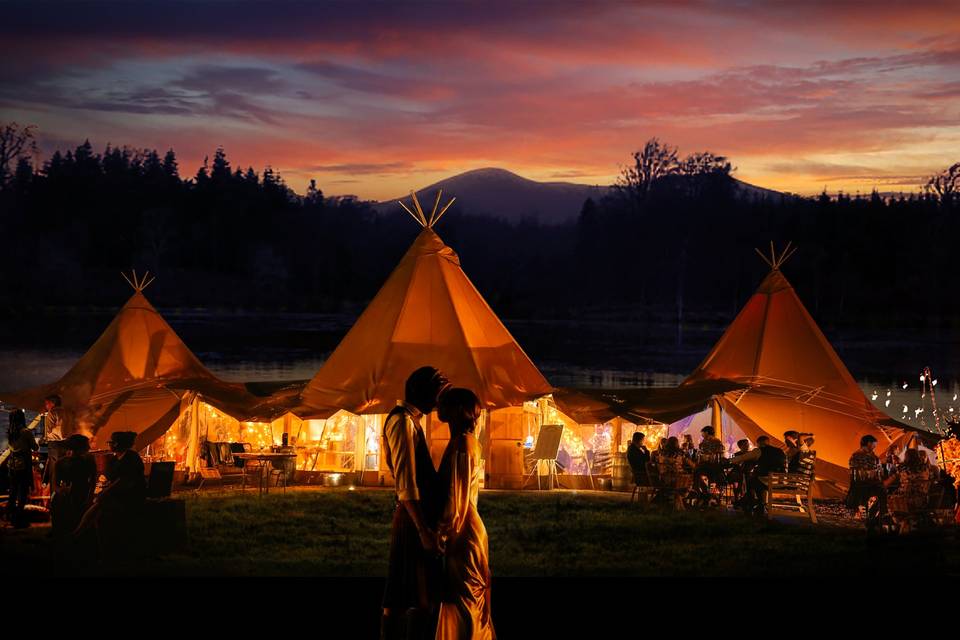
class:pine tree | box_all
[162,149,179,180]
[211,147,231,184]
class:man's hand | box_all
[418,527,440,554]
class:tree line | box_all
[0,123,957,339]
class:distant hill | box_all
[373,167,787,225]
[373,168,611,225]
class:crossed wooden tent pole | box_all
[398,189,457,228]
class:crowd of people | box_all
[625,426,957,528]
[3,398,148,561]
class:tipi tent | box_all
[300,193,553,416]
[682,244,919,488]
[295,193,554,486]
[0,272,256,454]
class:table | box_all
[233,453,297,496]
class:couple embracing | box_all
[380,366,495,640]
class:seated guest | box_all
[655,437,694,509]
[741,435,786,516]
[626,432,650,486]
[693,426,725,502]
[884,449,933,533]
[51,434,97,538]
[783,431,801,472]
[650,437,668,466]
[75,430,146,560]
[847,435,886,532]
[727,439,754,503]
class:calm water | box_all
[1,310,957,430]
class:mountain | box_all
[372,167,788,225]
[373,168,612,225]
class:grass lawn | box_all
[3,487,958,576]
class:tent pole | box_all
[612,416,623,455]
[711,396,723,445]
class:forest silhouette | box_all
[1,128,957,341]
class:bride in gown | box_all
[435,388,496,640]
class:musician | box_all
[847,435,885,531]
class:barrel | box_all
[610,452,632,492]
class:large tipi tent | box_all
[295,193,554,485]
[0,272,255,455]
[682,244,918,489]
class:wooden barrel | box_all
[610,452,631,492]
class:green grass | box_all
[3,488,957,576]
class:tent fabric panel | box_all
[301,228,552,416]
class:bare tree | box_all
[0,122,38,187]
[617,138,679,205]
[925,162,960,205]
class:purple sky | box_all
[2,1,958,198]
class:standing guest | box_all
[51,434,97,538]
[42,395,66,442]
[847,435,885,532]
[5,409,38,528]
[41,394,66,487]
[626,432,651,487]
[74,430,146,560]
[381,367,451,640]
[681,434,697,461]
[435,388,496,640]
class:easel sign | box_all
[525,424,564,490]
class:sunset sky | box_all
[2,1,958,200]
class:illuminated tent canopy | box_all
[0,272,256,452]
[300,191,553,417]
[287,192,555,486]
[681,243,923,487]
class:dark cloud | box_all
[306,162,415,175]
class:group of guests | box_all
[847,434,954,532]
[623,425,957,529]
[4,405,148,560]
[624,426,808,513]
[381,366,495,640]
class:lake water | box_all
[1,309,957,430]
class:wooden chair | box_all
[653,460,693,511]
[197,466,225,493]
[762,451,817,523]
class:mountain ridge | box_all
[373,167,786,224]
